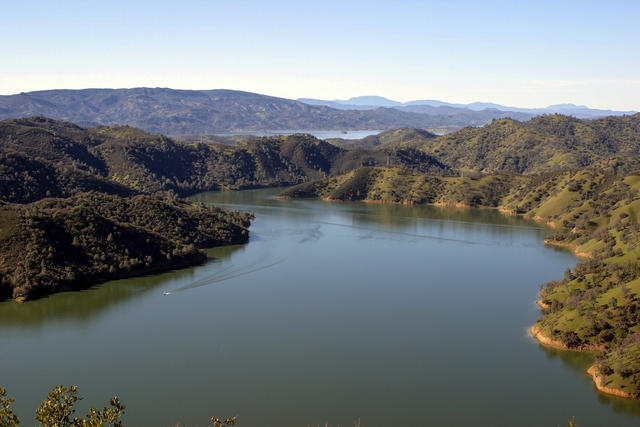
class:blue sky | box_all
[2,0,639,109]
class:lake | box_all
[211,130,383,140]
[1,188,640,426]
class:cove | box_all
[1,188,640,426]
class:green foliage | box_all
[35,385,82,426]
[0,385,125,427]
[1,386,240,426]
[210,416,237,427]
[79,396,125,427]
[0,388,19,427]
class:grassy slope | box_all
[280,166,520,207]
[338,114,640,175]
[517,172,640,396]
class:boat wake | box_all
[161,223,323,296]
[162,256,286,295]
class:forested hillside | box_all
[337,114,640,174]
[0,117,452,202]
[0,192,251,301]
[279,166,516,206]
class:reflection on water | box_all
[1,187,640,427]
[209,129,382,140]
[0,245,247,327]
[539,345,640,417]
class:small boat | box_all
[162,292,171,296]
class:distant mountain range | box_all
[0,88,527,135]
[298,96,636,119]
[0,88,634,136]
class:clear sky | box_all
[2,0,639,109]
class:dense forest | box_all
[0,192,251,301]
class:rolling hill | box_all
[0,117,453,203]
[335,114,640,175]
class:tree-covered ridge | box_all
[0,192,251,301]
[0,152,133,203]
[325,128,438,150]
[3,114,639,205]
[280,167,519,207]
[0,117,453,203]
[337,114,640,175]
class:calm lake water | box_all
[2,188,640,426]
[212,129,382,140]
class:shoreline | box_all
[529,324,569,350]
[304,194,594,260]
[587,365,640,399]
[528,324,639,399]
[9,252,209,303]
[533,215,559,229]
[529,324,605,352]
[7,231,252,303]
[543,239,593,259]
[363,199,416,205]
[536,299,551,310]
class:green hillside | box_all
[0,192,251,301]
[0,117,452,202]
[326,128,438,150]
[280,166,517,206]
[337,114,640,175]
